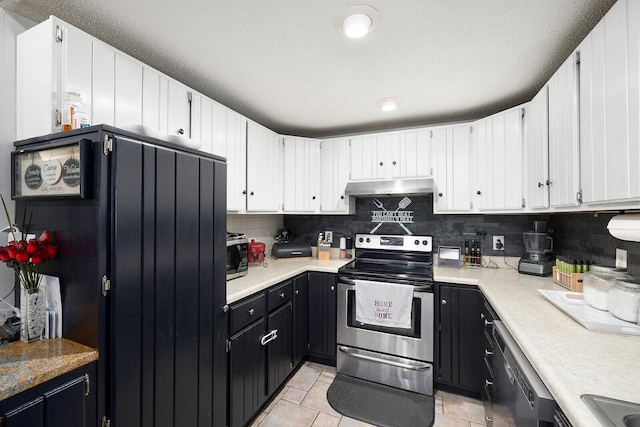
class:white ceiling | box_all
[3,0,616,137]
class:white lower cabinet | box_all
[246,121,282,212]
[579,0,640,206]
[320,138,353,214]
[473,106,524,211]
[433,124,473,213]
[283,137,320,213]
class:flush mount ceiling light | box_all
[377,98,401,112]
[336,5,380,39]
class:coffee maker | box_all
[518,221,554,276]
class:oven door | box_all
[337,278,434,362]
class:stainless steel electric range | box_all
[336,233,434,395]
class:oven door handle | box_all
[338,346,431,371]
[338,277,432,292]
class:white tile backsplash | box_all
[227,214,284,252]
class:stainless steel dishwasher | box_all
[492,321,556,426]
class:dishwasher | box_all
[492,321,556,426]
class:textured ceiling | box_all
[2,0,616,137]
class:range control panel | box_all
[355,234,432,252]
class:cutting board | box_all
[538,289,640,336]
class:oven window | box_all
[346,289,421,338]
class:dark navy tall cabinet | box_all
[13,125,228,427]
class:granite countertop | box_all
[0,338,98,401]
[229,255,640,426]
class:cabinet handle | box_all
[392,161,397,165]
[480,313,485,320]
[295,289,299,295]
[222,304,229,313]
[84,373,90,397]
[242,190,247,195]
[250,191,254,196]
[477,190,482,195]
[340,195,345,200]
[279,292,285,298]
[546,179,552,186]
[438,193,443,197]
[485,379,493,387]
[330,286,335,291]
[538,182,544,188]
[441,299,447,306]
[260,329,278,346]
[248,308,255,316]
[379,162,384,166]
[55,109,62,127]
[178,128,185,135]
[486,416,493,423]
[485,349,493,357]
[484,319,493,326]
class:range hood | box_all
[344,177,436,196]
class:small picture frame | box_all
[11,139,92,199]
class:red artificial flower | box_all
[31,255,42,264]
[38,230,51,244]
[7,247,17,259]
[0,249,9,262]
[15,250,29,263]
[27,242,38,254]
[47,245,57,259]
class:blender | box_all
[518,221,554,276]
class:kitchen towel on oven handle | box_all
[355,279,413,329]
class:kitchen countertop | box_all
[228,255,640,426]
[0,338,98,401]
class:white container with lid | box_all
[608,279,640,323]
[582,266,632,310]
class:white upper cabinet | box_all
[320,138,354,214]
[17,17,92,139]
[166,80,191,139]
[246,121,282,212]
[226,111,247,212]
[114,52,143,128]
[579,0,640,206]
[524,86,550,209]
[432,124,473,213]
[548,52,581,208]
[349,129,432,180]
[283,137,320,213]
[473,106,524,211]
[211,101,228,157]
[390,129,432,178]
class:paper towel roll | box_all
[607,214,640,242]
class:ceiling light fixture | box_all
[336,5,379,39]
[377,98,401,112]
[343,14,372,38]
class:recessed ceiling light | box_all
[377,98,401,112]
[343,14,372,39]
[336,5,379,39]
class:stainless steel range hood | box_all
[344,177,435,196]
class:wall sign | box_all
[370,196,414,235]
[12,139,91,199]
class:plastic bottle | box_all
[62,91,90,131]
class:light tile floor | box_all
[250,362,486,427]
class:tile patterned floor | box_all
[250,362,486,427]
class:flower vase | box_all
[20,286,46,343]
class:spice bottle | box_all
[339,237,347,259]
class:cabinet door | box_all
[433,125,473,213]
[391,129,432,178]
[474,107,524,211]
[349,134,388,180]
[293,274,309,367]
[199,95,213,153]
[308,273,336,362]
[247,121,282,212]
[142,67,161,131]
[524,86,550,209]
[320,138,353,214]
[437,284,483,392]
[211,102,227,157]
[226,111,247,211]
[283,138,320,212]
[114,52,143,128]
[580,0,640,205]
[92,41,116,127]
[267,302,294,395]
[548,53,581,207]
[229,318,267,427]
[44,375,87,427]
[167,79,191,138]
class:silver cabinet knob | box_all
[295,289,299,295]
[441,299,447,306]
[485,349,493,357]
[249,308,255,316]
[330,286,335,291]
[279,292,285,298]
[485,379,493,386]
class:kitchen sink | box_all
[582,394,640,427]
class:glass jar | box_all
[582,266,632,311]
[608,279,640,323]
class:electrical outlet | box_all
[324,231,333,244]
[493,236,505,251]
[616,248,628,269]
